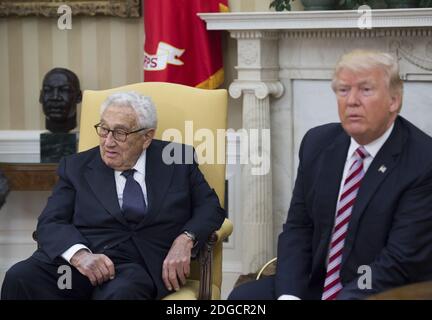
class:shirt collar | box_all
[132,150,146,175]
[347,122,394,160]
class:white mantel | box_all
[200,9,432,273]
[200,8,432,30]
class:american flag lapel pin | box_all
[378,165,387,173]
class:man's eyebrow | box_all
[337,79,375,87]
[99,122,129,130]
[358,80,375,86]
[113,126,129,131]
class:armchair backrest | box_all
[78,82,228,292]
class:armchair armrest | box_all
[214,218,233,244]
[197,218,233,300]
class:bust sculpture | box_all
[39,68,82,133]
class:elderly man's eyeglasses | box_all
[94,123,148,142]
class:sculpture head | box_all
[40,68,82,133]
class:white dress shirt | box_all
[278,123,394,300]
[61,150,148,263]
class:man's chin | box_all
[102,156,120,169]
[343,121,365,133]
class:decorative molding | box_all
[229,81,284,100]
[230,30,279,40]
[391,40,432,71]
[199,9,432,31]
[238,42,259,65]
[0,131,43,163]
[281,28,432,39]
[0,0,141,18]
[426,41,432,58]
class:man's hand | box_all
[162,234,194,291]
[70,249,115,286]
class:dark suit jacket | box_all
[32,139,225,298]
[276,116,432,300]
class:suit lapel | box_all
[312,131,350,273]
[341,118,405,266]
[84,151,129,227]
[137,140,174,228]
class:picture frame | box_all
[0,0,141,18]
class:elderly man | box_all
[1,92,225,300]
[229,49,432,300]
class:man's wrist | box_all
[181,231,197,248]
[70,248,91,266]
[183,231,196,242]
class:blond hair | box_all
[332,49,403,110]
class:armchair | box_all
[78,82,233,299]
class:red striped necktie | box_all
[322,146,369,300]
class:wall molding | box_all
[0,0,141,18]
[0,131,44,163]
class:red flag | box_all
[143,0,228,89]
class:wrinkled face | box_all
[334,67,400,145]
[40,72,81,122]
[99,105,154,171]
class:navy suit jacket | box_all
[276,116,432,299]
[32,139,225,298]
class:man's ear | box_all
[39,90,44,104]
[143,129,156,149]
[75,90,82,104]
[146,128,156,140]
[389,93,401,113]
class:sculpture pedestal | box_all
[40,132,77,163]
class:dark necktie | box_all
[121,169,147,223]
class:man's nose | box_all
[104,131,116,145]
[346,88,360,106]
[52,88,60,99]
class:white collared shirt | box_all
[61,150,148,263]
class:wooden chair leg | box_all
[198,232,217,300]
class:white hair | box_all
[100,91,158,129]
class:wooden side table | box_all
[0,163,58,191]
